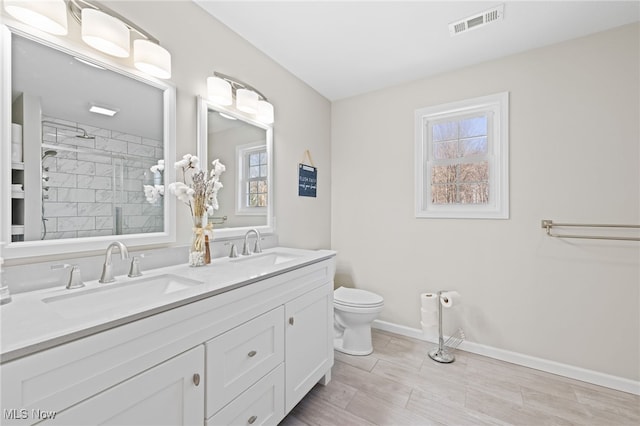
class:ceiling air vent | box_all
[449,4,504,36]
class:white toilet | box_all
[333,286,384,356]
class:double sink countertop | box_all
[0,247,336,364]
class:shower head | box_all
[76,132,96,140]
[41,120,95,140]
[42,149,57,160]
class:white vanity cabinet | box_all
[0,252,335,426]
[47,346,205,426]
[284,283,333,413]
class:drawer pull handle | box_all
[248,350,257,357]
[193,373,200,386]
[248,415,257,424]
[289,317,294,325]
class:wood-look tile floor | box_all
[280,329,640,426]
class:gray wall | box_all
[106,0,332,250]
[331,23,639,381]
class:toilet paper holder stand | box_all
[428,290,464,364]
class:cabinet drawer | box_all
[206,363,284,426]
[206,306,284,416]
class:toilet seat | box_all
[334,287,384,308]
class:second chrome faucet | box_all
[242,229,262,256]
[99,241,129,284]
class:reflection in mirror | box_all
[197,97,273,238]
[2,26,176,259]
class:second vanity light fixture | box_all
[207,72,274,124]
[3,0,172,80]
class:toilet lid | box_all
[334,287,384,307]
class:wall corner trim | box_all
[372,320,640,396]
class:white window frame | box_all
[415,92,509,219]
[236,141,268,216]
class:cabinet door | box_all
[49,346,204,426]
[284,282,333,412]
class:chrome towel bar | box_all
[541,220,640,242]
[210,215,228,225]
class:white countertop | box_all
[0,247,336,364]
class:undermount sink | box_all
[231,251,301,268]
[42,274,203,319]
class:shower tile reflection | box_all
[41,115,163,240]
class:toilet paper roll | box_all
[421,323,438,342]
[420,292,439,312]
[11,123,22,144]
[420,308,437,327]
[420,321,438,343]
[440,291,461,308]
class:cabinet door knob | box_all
[248,350,257,357]
[289,317,294,325]
[248,415,257,424]
[193,373,201,386]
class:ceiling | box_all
[194,1,640,101]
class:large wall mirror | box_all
[1,24,176,259]
[196,96,274,239]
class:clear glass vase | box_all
[189,213,208,267]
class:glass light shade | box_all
[236,89,259,114]
[257,100,274,124]
[134,39,171,79]
[207,76,232,106]
[81,8,130,58]
[4,0,67,35]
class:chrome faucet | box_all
[128,256,142,278]
[52,264,85,289]
[242,229,262,256]
[99,241,129,283]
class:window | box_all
[415,92,509,219]
[237,143,268,215]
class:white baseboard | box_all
[372,319,640,396]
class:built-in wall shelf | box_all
[11,161,26,239]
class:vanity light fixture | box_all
[81,8,129,58]
[133,39,171,80]
[207,76,233,106]
[208,71,274,124]
[69,0,172,79]
[236,88,259,114]
[6,0,173,79]
[4,0,68,35]
[89,104,119,116]
[257,100,274,125]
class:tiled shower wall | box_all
[41,116,164,240]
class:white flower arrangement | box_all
[150,159,165,173]
[168,154,226,218]
[143,159,166,203]
[143,184,164,203]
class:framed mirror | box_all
[196,96,274,239]
[1,24,176,259]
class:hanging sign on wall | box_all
[298,150,317,198]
